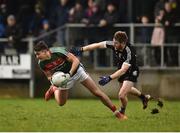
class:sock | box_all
[119,107,126,114]
[111,105,117,112]
[139,94,145,100]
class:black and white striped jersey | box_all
[105,41,139,73]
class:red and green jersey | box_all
[38,47,72,74]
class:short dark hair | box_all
[113,31,128,44]
[34,41,49,52]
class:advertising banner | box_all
[0,54,31,79]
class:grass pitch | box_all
[0,98,180,132]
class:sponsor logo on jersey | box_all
[44,58,65,71]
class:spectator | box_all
[151,9,165,66]
[29,3,45,36]
[82,0,95,25]
[5,15,25,54]
[0,4,8,25]
[16,0,36,35]
[138,15,152,43]
[38,19,56,47]
[69,1,85,23]
[154,0,166,17]
[99,2,119,42]
[83,3,103,26]
[99,3,119,27]
[50,0,70,46]
[0,16,5,36]
[0,16,5,53]
[135,15,152,66]
[163,1,177,42]
[163,1,178,66]
[94,0,107,12]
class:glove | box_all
[99,76,112,86]
[70,47,83,56]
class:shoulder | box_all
[105,41,114,49]
[50,47,68,55]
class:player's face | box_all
[113,38,123,51]
[34,50,50,60]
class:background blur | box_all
[0,0,180,99]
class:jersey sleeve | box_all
[50,47,68,58]
[124,46,132,64]
[105,41,114,49]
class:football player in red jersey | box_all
[34,41,124,120]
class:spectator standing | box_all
[85,3,103,26]
[99,3,119,27]
[5,15,25,54]
[38,19,56,47]
[154,0,166,17]
[151,9,165,66]
[0,15,5,53]
[50,0,70,46]
[0,4,8,25]
[69,1,85,23]
[94,0,107,12]
[163,1,178,66]
[139,15,152,43]
[29,3,45,36]
[98,2,120,66]
[16,0,36,35]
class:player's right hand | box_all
[70,47,83,56]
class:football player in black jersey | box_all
[72,31,151,120]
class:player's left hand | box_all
[99,76,112,86]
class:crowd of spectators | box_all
[0,0,180,55]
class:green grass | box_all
[0,98,180,132]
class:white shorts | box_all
[59,65,89,90]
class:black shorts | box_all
[118,69,139,83]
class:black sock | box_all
[119,107,126,114]
[139,94,145,100]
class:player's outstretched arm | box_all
[82,41,106,52]
[70,41,106,56]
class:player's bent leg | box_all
[45,85,58,101]
[118,81,133,115]
[54,89,68,106]
[119,81,133,107]
[81,76,117,113]
[130,86,151,109]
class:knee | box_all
[119,93,126,100]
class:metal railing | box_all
[64,23,180,70]
[1,23,179,70]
